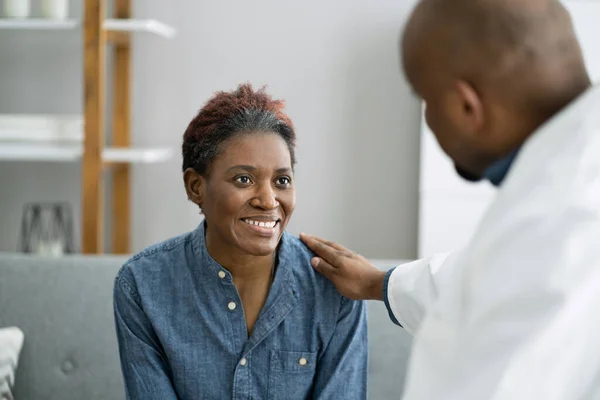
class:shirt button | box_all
[228,301,237,310]
[218,271,226,279]
[240,358,247,366]
[298,357,308,366]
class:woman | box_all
[113,84,368,399]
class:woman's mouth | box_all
[241,218,279,229]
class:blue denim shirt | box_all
[113,222,368,399]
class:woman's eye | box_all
[235,176,252,185]
[276,176,291,186]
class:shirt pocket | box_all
[268,350,317,400]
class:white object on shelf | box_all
[0,115,173,163]
[40,0,69,20]
[0,142,81,161]
[103,18,176,38]
[103,147,172,163]
[0,142,173,163]
[0,114,82,142]
[0,116,172,163]
[35,239,65,256]
[2,0,31,18]
[0,18,175,35]
[0,18,77,29]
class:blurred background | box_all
[1,1,598,259]
[0,0,421,259]
[1,1,599,399]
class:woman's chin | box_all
[235,225,284,256]
[240,239,280,257]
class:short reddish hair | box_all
[182,83,296,175]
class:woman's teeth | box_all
[242,219,277,228]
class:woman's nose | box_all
[251,184,278,210]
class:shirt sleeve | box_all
[113,270,180,400]
[384,252,460,334]
[311,297,368,399]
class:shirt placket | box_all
[241,272,299,399]
[216,267,251,399]
[214,261,298,400]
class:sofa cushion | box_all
[0,253,127,400]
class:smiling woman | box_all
[186,132,294,259]
[112,84,368,400]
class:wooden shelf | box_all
[102,147,172,163]
[0,142,173,163]
[0,18,176,39]
[0,18,79,30]
[103,18,175,38]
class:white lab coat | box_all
[388,84,600,400]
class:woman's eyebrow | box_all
[226,165,256,173]
[226,165,293,174]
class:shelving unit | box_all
[0,0,176,254]
[0,18,79,29]
[0,143,172,163]
[104,18,175,38]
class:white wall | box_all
[0,0,421,258]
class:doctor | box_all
[301,0,600,398]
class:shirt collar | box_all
[483,148,520,187]
[191,219,292,276]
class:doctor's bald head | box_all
[401,0,591,181]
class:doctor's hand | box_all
[299,233,386,301]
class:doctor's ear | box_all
[183,168,205,208]
[454,80,484,135]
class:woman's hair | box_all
[182,83,296,175]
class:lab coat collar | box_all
[499,83,600,191]
[485,83,600,188]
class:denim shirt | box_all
[113,222,368,400]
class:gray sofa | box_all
[0,253,412,399]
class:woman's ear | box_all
[183,168,205,208]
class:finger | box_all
[310,257,337,279]
[312,242,353,268]
[300,233,352,253]
[318,238,351,253]
[300,234,346,264]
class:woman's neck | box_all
[220,252,275,282]
[205,234,275,283]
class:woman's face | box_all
[192,132,296,257]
